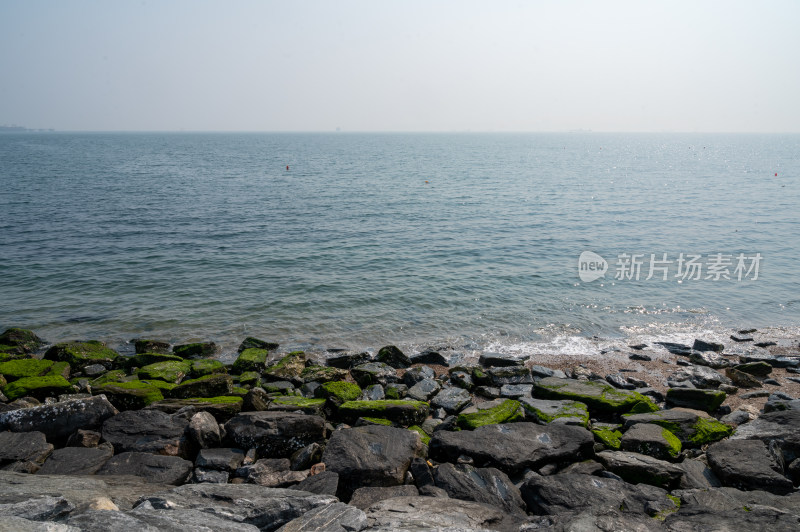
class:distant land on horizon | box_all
[0,124,55,132]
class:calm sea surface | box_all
[1,132,798,360]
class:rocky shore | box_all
[0,327,799,531]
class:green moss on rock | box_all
[263,351,306,381]
[90,369,128,387]
[0,359,56,381]
[458,399,523,430]
[300,365,348,383]
[269,396,326,415]
[0,328,44,354]
[238,371,261,388]
[687,417,733,445]
[359,417,394,426]
[338,399,429,426]
[232,348,269,373]
[44,341,119,370]
[169,373,233,399]
[137,360,191,383]
[3,375,73,400]
[661,428,683,458]
[592,427,623,450]
[172,342,218,358]
[534,377,655,414]
[95,380,164,410]
[124,352,184,369]
[408,425,431,445]
[521,398,590,427]
[190,358,227,378]
[317,381,362,403]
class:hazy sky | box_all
[1,1,799,132]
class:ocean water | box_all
[1,132,798,360]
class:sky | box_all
[1,0,799,132]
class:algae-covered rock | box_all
[375,345,412,369]
[2,375,73,400]
[238,371,261,388]
[47,361,71,379]
[238,337,279,353]
[408,425,431,445]
[0,358,56,381]
[457,399,524,430]
[147,396,243,422]
[190,358,227,378]
[263,351,306,381]
[137,360,191,383]
[269,396,326,416]
[300,365,348,383]
[44,341,119,370]
[89,369,128,387]
[94,381,164,410]
[338,400,429,426]
[519,398,590,427]
[123,352,184,369]
[232,348,268,373]
[316,381,362,403]
[0,328,44,354]
[624,408,733,447]
[351,362,398,388]
[173,342,218,358]
[169,373,233,399]
[592,426,623,449]
[534,377,656,414]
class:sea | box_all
[1,132,798,362]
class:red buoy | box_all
[286,165,289,171]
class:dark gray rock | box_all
[519,472,674,516]
[192,468,229,483]
[429,422,593,474]
[349,485,419,510]
[68,506,261,532]
[401,366,435,386]
[447,368,473,390]
[429,386,471,414]
[290,442,323,471]
[0,395,117,445]
[326,352,371,370]
[731,409,800,463]
[655,342,693,356]
[375,345,411,369]
[0,495,74,521]
[675,458,722,489]
[665,387,726,412]
[664,506,800,531]
[606,373,636,390]
[134,483,338,532]
[242,387,271,412]
[186,411,221,449]
[363,496,525,532]
[499,383,532,398]
[734,361,773,376]
[66,429,102,448]
[693,339,725,352]
[479,352,523,367]
[276,502,367,532]
[0,516,79,531]
[195,447,245,471]
[361,384,385,401]
[350,363,398,388]
[668,365,731,389]
[409,351,448,366]
[289,471,339,496]
[224,411,326,458]
[322,424,423,499]
[530,365,568,379]
[596,450,685,490]
[432,462,526,515]
[97,452,193,485]
[409,457,435,488]
[486,365,533,386]
[707,439,793,495]
[629,352,653,361]
[406,378,440,402]
[237,459,308,487]
[0,431,53,467]
[102,409,190,457]
[620,423,681,461]
[36,445,113,475]
[689,350,734,369]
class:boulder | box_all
[102,409,190,457]
[734,361,772,376]
[623,408,733,447]
[322,424,423,499]
[409,350,448,366]
[3,376,73,401]
[429,422,593,474]
[133,339,172,354]
[189,358,227,378]
[172,342,218,358]
[595,450,685,490]
[432,462,525,515]
[706,439,794,495]
[68,506,260,531]
[0,328,44,354]
[263,352,306,382]
[668,364,731,389]
[134,483,337,531]
[299,365,348,384]
[520,397,589,427]
[94,381,164,410]
[36,445,112,476]
[146,396,242,422]
[375,345,411,369]
[0,431,53,467]
[289,471,339,496]
[238,337,279,353]
[195,448,245,471]
[325,351,370,369]
[136,361,191,384]
[315,381,362,403]
[224,411,326,458]
[665,387,726,412]
[350,362,398,388]
[534,377,656,414]
[406,379,440,401]
[44,341,118,370]
[620,423,682,460]
[364,496,525,532]
[0,395,117,445]
[98,452,193,485]
[429,386,472,414]
[520,472,675,516]
[675,457,722,489]
[0,359,56,381]
[349,485,419,510]
[276,502,367,532]
[456,398,523,429]
[232,348,269,373]
[186,411,221,449]
[236,458,308,487]
[337,400,428,426]
[693,339,725,352]
[478,352,523,368]
[168,374,233,399]
[485,365,533,386]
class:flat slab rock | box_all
[0,396,118,445]
[363,495,526,532]
[101,409,190,457]
[596,450,685,490]
[98,452,193,485]
[706,439,794,495]
[66,506,261,532]
[429,421,593,473]
[36,445,113,475]
[135,484,338,532]
[276,501,367,532]
[224,411,326,458]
